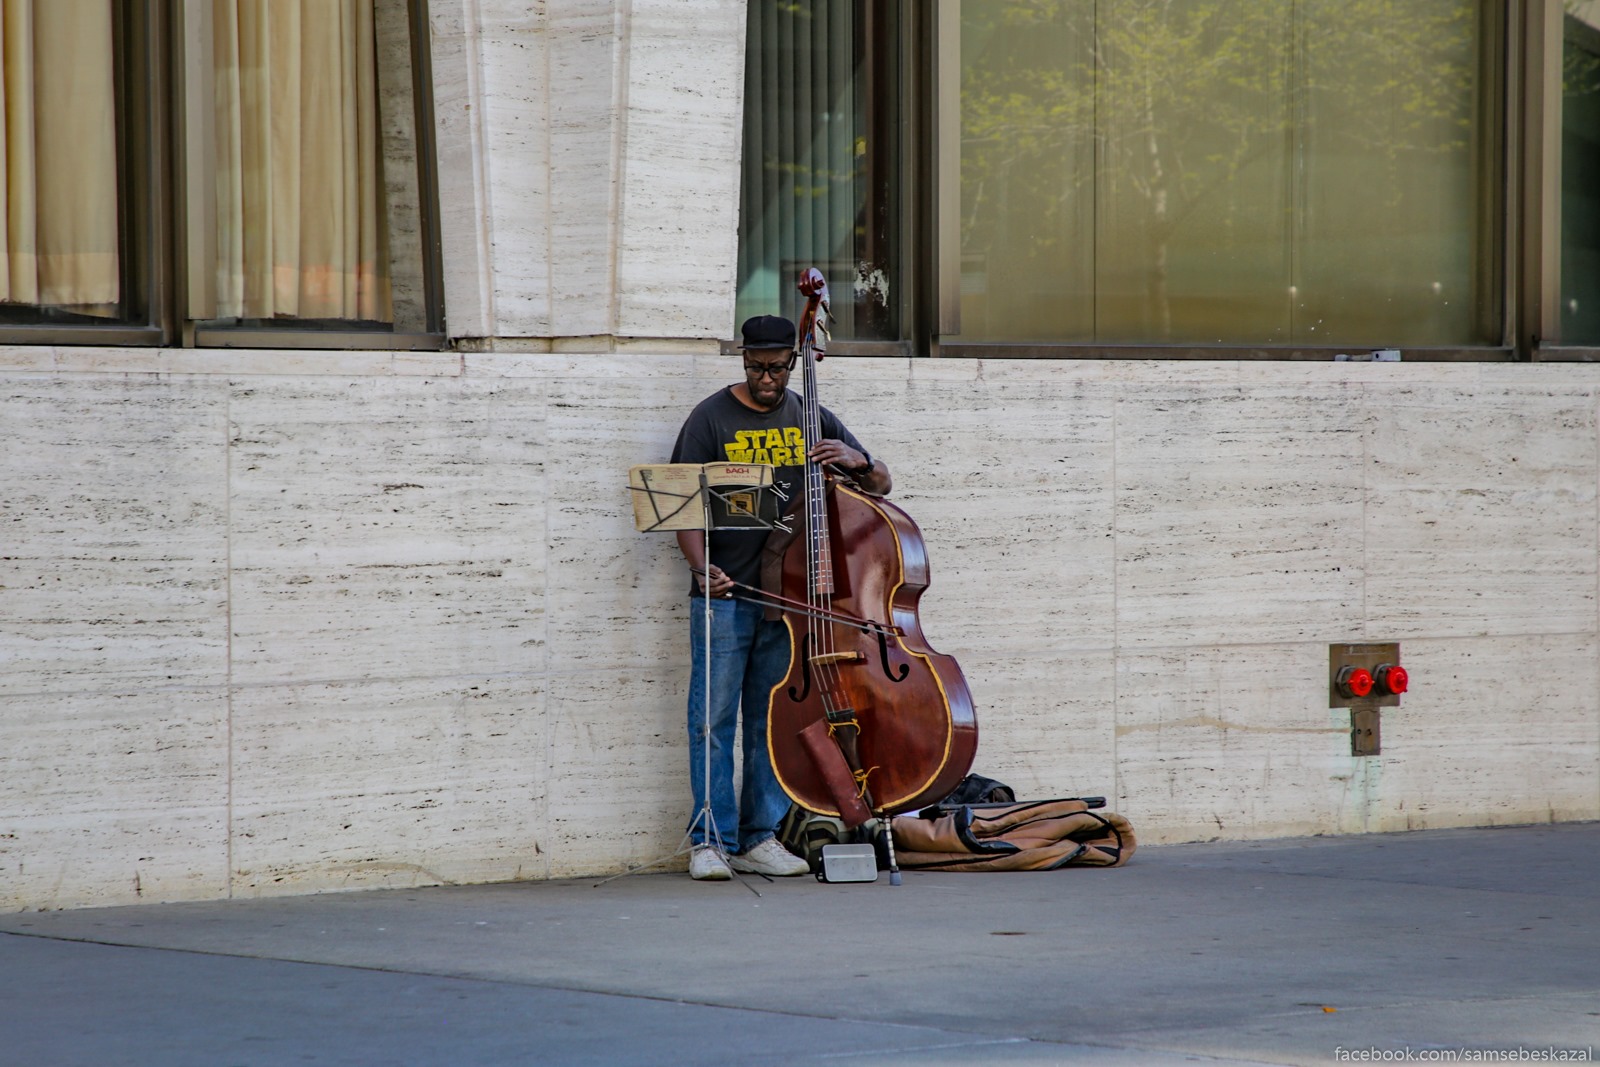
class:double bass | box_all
[762,268,978,850]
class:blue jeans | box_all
[685,596,793,854]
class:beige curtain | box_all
[213,0,391,322]
[0,0,119,309]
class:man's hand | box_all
[809,438,892,495]
[695,562,734,598]
[677,529,735,597]
[809,438,867,473]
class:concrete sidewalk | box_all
[2,823,1596,1066]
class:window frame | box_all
[0,0,175,347]
[184,0,445,350]
[0,0,444,351]
[920,0,1519,362]
[1528,0,1600,360]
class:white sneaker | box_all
[689,846,732,881]
[728,838,809,876]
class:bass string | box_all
[801,330,846,720]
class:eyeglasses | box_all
[743,358,795,379]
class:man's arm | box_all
[676,529,733,596]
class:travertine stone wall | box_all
[3,351,1598,909]
[859,359,1600,843]
[427,0,745,346]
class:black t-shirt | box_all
[670,386,867,595]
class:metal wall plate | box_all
[1351,707,1382,757]
[1329,643,1402,708]
[1331,642,1402,757]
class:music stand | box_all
[596,463,787,891]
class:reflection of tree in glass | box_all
[961,0,1476,339]
[1569,2,1600,98]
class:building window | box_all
[737,0,1510,356]
[195,0,437,341]
[0,0,440,348]
[0,1,126,328]
[736,0,906,343]
[1563,5,1600,345]
[955,0,1502,349]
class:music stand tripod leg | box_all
[596,473,761,895]
[692,472,762,893]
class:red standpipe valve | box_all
[1335,665,1375,699]
[1374,663,1408,696]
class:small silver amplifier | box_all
[816,843,879,883]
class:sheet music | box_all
[628,463,779,532]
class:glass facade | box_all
[737,0,1531,353]
[958,0,1497,347]
[0,2,1590,355]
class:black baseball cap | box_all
[739,315,797,350]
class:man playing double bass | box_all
[670,313,891,881]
